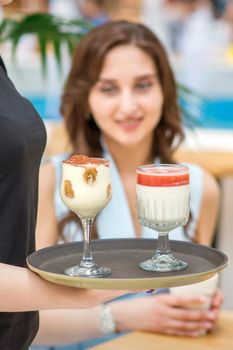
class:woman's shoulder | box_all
[184,162,218,194]
[182,162,204,187]
[184,161,219,211]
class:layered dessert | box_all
[60,155,112,219]
[136,164,190,232]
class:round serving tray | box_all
[27,239,228,289]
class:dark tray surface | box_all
[27,239,228,289]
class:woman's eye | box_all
[99,86,117,94]
[136,81,153,90]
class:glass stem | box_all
[80,218,94,268]
[157,232,171,255]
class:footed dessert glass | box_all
[136,164,190,272]
[60,155,112,277]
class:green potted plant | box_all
[0,12,91,74]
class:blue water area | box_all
[27,95,62,121]
[27,95,233,129]
[181,97,233,129]
[201,99,233,129]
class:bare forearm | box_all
[34,307,102,345]
[0,263,63,311]
[0,263,125,312]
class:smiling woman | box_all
[32,20,221,350]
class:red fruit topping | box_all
[137,165,189,186]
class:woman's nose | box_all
[119,91,138,116]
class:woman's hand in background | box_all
[209,289,224,326]
[110,292,223,337]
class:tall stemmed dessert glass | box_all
[136,164,190,272]
[60,155,112,277]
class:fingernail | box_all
[146,289,155,293]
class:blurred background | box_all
[1,0,233,309]
[2,1,233,129]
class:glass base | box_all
[64,264,112,278]
[139,253,188,272]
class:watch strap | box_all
[98,304,118,335]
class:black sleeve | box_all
[0,56,7,73]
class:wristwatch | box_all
[98,304,118,335]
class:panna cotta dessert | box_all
[61,155,112,219]
[136,164,190,272]
[136,164,190,232]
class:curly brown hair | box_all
[59,20,185,240]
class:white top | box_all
[51,151,203,243]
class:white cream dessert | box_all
[60,155,112,219]
[136,165,190,232]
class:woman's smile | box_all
[116,116,144,132]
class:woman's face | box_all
[88,45,164,148]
